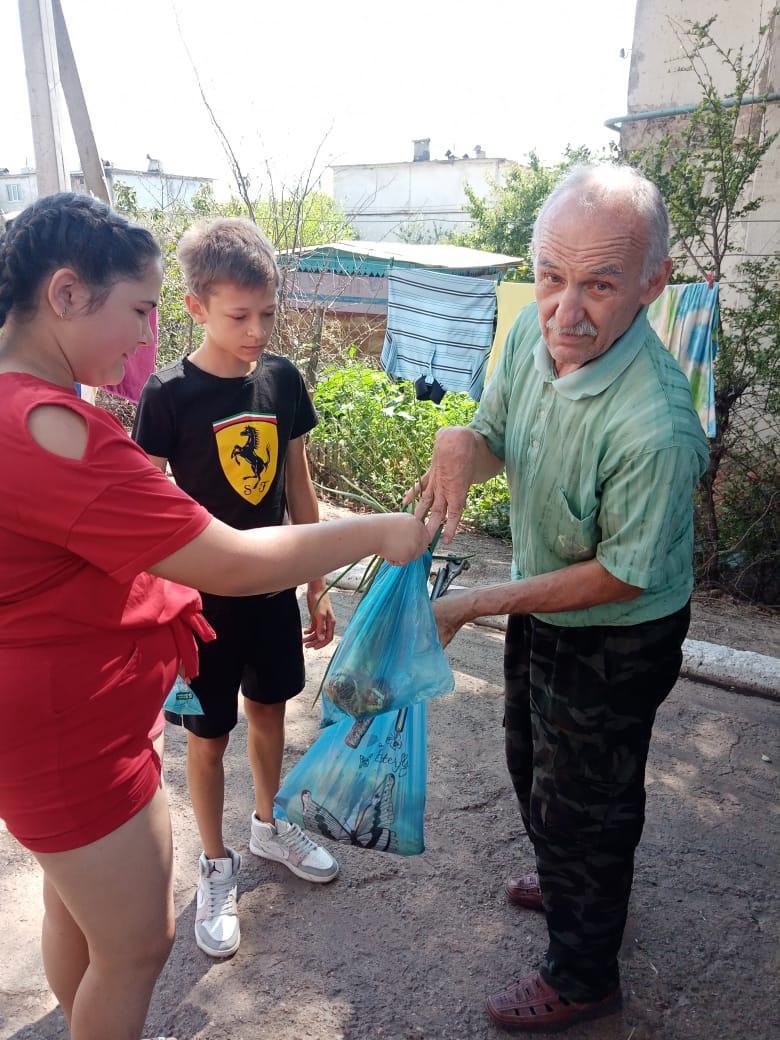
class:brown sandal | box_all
[504,873,544,911]
[486,972,622,1032]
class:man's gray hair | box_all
[531,164,669,284]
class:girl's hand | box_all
[378,513,429,566]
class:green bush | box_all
[309,359,511,538]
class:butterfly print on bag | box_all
[300,774,399,852]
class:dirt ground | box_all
[1,524,778,1040]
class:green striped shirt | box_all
[471,303,709,626]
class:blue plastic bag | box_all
[275,702,427,856]
[163,675,205,716]
[321,552,453,723]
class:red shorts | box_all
[0,626,181,853]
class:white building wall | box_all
[0,170,38,216]
[0,167,212,218]
[70,169,211,210]
[332,156,515,242]
[104,171,211,210]
[625,0,771,107]
[621,0,780,280]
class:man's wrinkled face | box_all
[534,196,668,374]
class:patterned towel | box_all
[647,282,718,437]
[381,269,497,400]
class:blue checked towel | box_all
[381,269,497,400]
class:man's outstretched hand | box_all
[403,427,479,543]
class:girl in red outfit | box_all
[0,193,427,1040]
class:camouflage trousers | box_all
[504,603,690,1002]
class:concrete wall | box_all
[332,157,515,243]
[626,0,773,108]
[621,0,780,285]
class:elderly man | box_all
[413,165,709,1031]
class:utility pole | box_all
[18,0,68,195]
[51,0,110,203]
[18,0,110,203]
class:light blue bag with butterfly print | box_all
[320,551,454,724]
[274,701,427,855]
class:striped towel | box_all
[647,282,718,437]
[381,269,497,400]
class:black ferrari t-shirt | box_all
[132,354,317,531]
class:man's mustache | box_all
[546,316,598,337]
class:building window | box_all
[6,183,22,202]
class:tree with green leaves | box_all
[450,146,595,275]
[627,10,780,600]
[196,185,353,252]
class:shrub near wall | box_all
[309,360,511,538]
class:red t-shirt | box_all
[0,373,214,852]
[0,373,211,646]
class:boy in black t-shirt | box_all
[133,218,338,959]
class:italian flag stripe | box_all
[212,412,277,433]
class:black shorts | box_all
[166,588,305,739]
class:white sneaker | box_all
[249,815,339,883]
[194,847,241,958]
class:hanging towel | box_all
[647,282,718,437]
[484,282,536,384]
[103,307,159,405]
[381,269,497,401]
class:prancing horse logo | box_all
[230,426,271,490]
[213,412,278,506]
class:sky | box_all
[1,0,638,198]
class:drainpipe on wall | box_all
[604,92,780,131]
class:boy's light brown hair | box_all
[177,217,279,300]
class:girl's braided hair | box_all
[0,192,160,328]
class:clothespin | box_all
[706,271,715,290]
